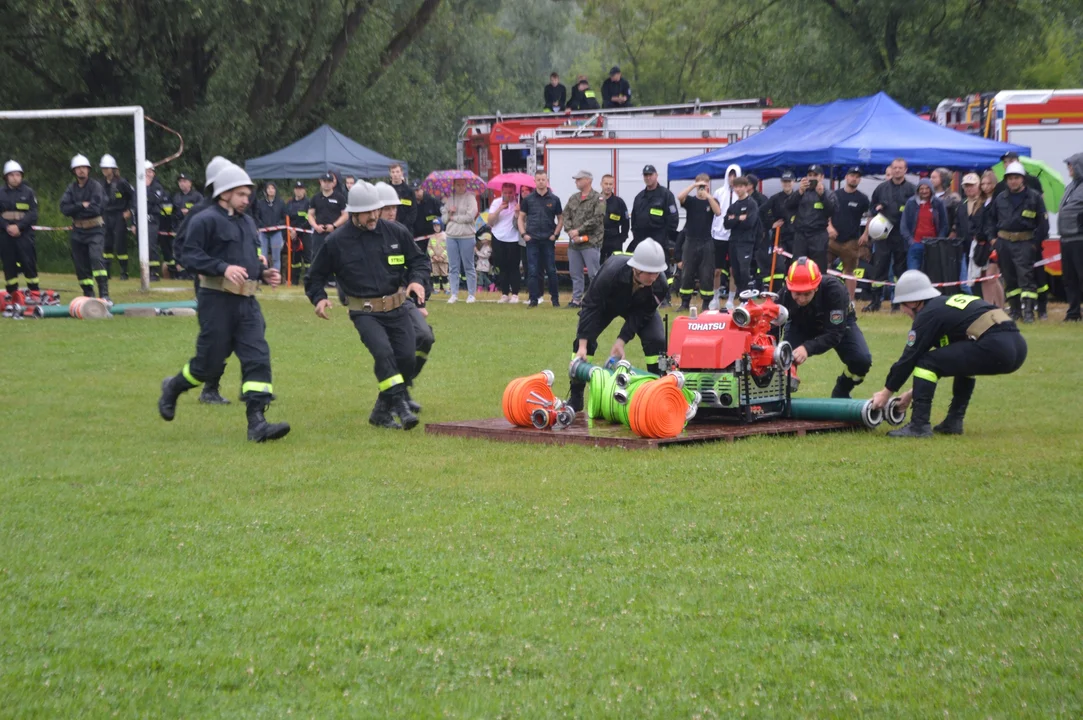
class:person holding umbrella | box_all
[488,181,522,303]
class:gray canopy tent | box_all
[244,124,407,179]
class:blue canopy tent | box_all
[668,92,1030,180]
[245,124,407,180]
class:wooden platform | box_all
[424,415,858,449]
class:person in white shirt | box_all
[710,163,741,295]
[488,182,522,303]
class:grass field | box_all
[2,274,1081,718]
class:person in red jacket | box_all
[901,178,948,271]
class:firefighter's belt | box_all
[199,274,259,297]
[966,309,1012,340]
[2,211,25,221]
[997,230,1034,242]
[73,216,105,229]
[347,290,406,313]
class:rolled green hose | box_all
[35,304,72,318]
[788,397,882,428]
[110,300,197,315]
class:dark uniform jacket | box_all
[885,294,1009,392]
[146,179,169,219]
[180,204,262,280]
[983,188,1047,240]
[721,196,760,244]
[567,85,600,111]
[285,197,310,230]
[60,179,107,219]
[833,188,870,241]
[173,190,204,218]
[870,179,916,233]
[304,219,430,305]
[412,193,442,238]
[600,77,632,108]
[786,187,837,233]
[631,186,679,246]
[766,191,796,245]
[252,196,287,229]
[544,83,567,111]
[104,176,134,215]
[780,275,855,356]
[310,191,347,229]
[172,196,215,254]
[576,254,666,345]
[0,183,39,234]
[603,194,629,245]
[391,182,417,230]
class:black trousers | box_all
[679,235,714,302]
[147,218,161,273]
[1062,240,1083,319]
[492,240,521,295]
[180,290,274,403]
[104,212,129,271]
[784,320,872,382]
[1000,238,1038,300]
[405,300,434,381]
[601,236,624,263]
[1,231,39,290]
[870,231,908,303]
[912,326,1027,402]
[351,305,416,398]
[159,225,176,274]
[568,312,666,389]
[730,240,757,292]
[70,227,108,297]
[793,229,829,272]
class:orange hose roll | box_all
[501,371,556,427]
[627,375,689,439]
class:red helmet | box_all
[786,256,822,293]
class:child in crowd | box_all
[475,225,495,292]
[429,232,449,293]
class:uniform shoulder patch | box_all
[906,330,916,347]
[669,204,678,213]
[829,309,844,325]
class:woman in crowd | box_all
[978,170,1006,308]
[441,178,479,303]
[488,182,522,303]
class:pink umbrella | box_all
[486,172,536,193]
[421,169,487,196]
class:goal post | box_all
[0,106,151,291]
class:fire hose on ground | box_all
[35,300,199,319]
[787,397,906,429]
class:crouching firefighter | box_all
[567,238,669,412]
[305,182,431,430]
[871,270,1027,437]
[157,165,290,442]
[778,257,872,398]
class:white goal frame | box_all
[0,106,151,291]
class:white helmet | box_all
[627,238,668,273]
[212,164,254,197]
[1004,161,1026,177]
[144,160,155,172]
[99,154,118,169]
[345,181,382,213]
[3,160,23,176]
[892,270,941,304]
[204,156,231,190]
[70,154,91,171]
[868,212,893,240]
[374,182,401,208]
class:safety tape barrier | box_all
[770,246,1060,288]
[30,224,442,241]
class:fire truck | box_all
[457,99,786,206]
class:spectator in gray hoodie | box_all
[1058,152,1083,321]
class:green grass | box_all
[2,274,1081,718]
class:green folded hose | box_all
[109,301,197,315]
[788,397,882,428]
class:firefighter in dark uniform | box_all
[863,158,916,312]
[60,154,110,300]
[305,182,431,431]
[600,173,629,262]
[169,172,204,279]
[145,161,170,281]
[410,181,442,254]
[786,164,837,272]
[994,152,1050,319]
[389,163,417,232]
[158,165,290,442]
[284,181,310,284]
[765,170,798,283]
[779,257,872,399]
[871,270,1027,437]
[308,172,348,274]
[169,156,235,406]
[983,161,1047,323]
[99,154,133,279]
[377,182,434,413]
[0,160,41,297]
[630,165,679,303]
[566,239,669,412]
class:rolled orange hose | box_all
[502,372,556,427]
[628,375,689,439]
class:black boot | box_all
[246,402,291,442]
[390,394,419,430]
[567,383,585,413]
[369,395,402,430]
[1022,296,1035,324]
[158,376,183,421]
[405,390,422,414]
[679,299,691,311]
[1007,295,1022,321]
[934,377,973,435]
[887,397,933,438]
[831,374,857,399]
[199,382,231,405]
[1037,292,1048,320]
[861,300,881,313]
